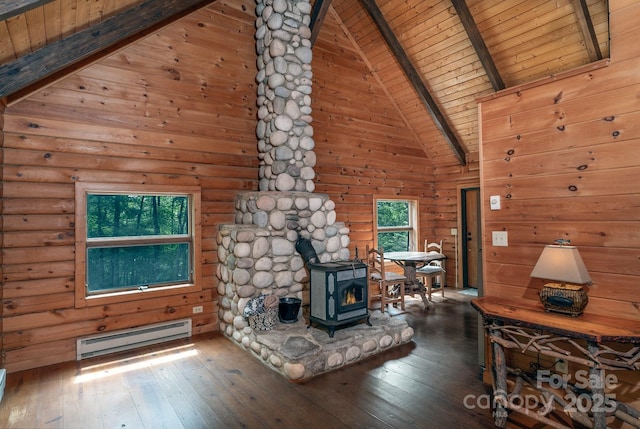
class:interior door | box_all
[462,187,481,289]
[461,187,485,370]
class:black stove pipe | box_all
[295,236,318,265]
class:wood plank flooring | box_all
[0,292,505,429]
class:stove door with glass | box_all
[309,261,369,337]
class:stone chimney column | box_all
[255,0,316,193]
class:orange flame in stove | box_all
[345,289,356,305]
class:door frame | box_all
[457,181,484,370]
[456,182,481,292]
[462,187,481,290]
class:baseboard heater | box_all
[76,318,192,360]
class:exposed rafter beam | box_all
[0,0,214,99]
[570,0,603,62]
[451,0,504,91]
[0,0,54,21]
[310,0,333,47]
[359,0,466,165]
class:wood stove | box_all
[308,260,369,337]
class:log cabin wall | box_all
[474,0,640,404]
[478,0,640,319]
[0,2,260,373]
[311,10,437,256]
[0,2,437,372]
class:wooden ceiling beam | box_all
[359,0,466,166]
[310,0,333,47]
[0,0,214,99]
[451,0,505,91]
[0,0,54,22]
[570,0,603,62]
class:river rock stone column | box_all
[255,0,316,192]
[213,0,415,381]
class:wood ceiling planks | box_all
[331,0,609,167]
[360,0,466,165]
[0,0,610,170]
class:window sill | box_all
[75,282,201,308]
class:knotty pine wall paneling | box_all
[478,1,640,320]
[0,2,259,372]
[0,1,441,372]
[473,1,640,400]
[312,9,438,260]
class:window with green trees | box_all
[76,183,201,303]
[375,199,418,252]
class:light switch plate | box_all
[492,231,508,247]
[490,195,501,210]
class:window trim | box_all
[373,197,420,252]
[75,182,202,308]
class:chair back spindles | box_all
[366,245,406,312]
[417,239,446,301]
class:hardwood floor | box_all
[0,292,502,429]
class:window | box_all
[75,183,201,307]
[375,198,419,252]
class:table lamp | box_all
[530,240,592,317]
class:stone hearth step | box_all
[238,310,414,382]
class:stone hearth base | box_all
[236,310,414,382]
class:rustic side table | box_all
[471,296,640,429]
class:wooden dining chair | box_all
[416,239,446,301]
[366,245,406,312]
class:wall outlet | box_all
[192,305,203,314]
[492,231,508,247]
[555,358,568,374]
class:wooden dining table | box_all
[384,251,446,307]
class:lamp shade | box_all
[530,244,592,285]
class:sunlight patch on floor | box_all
[74,343,198,384]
